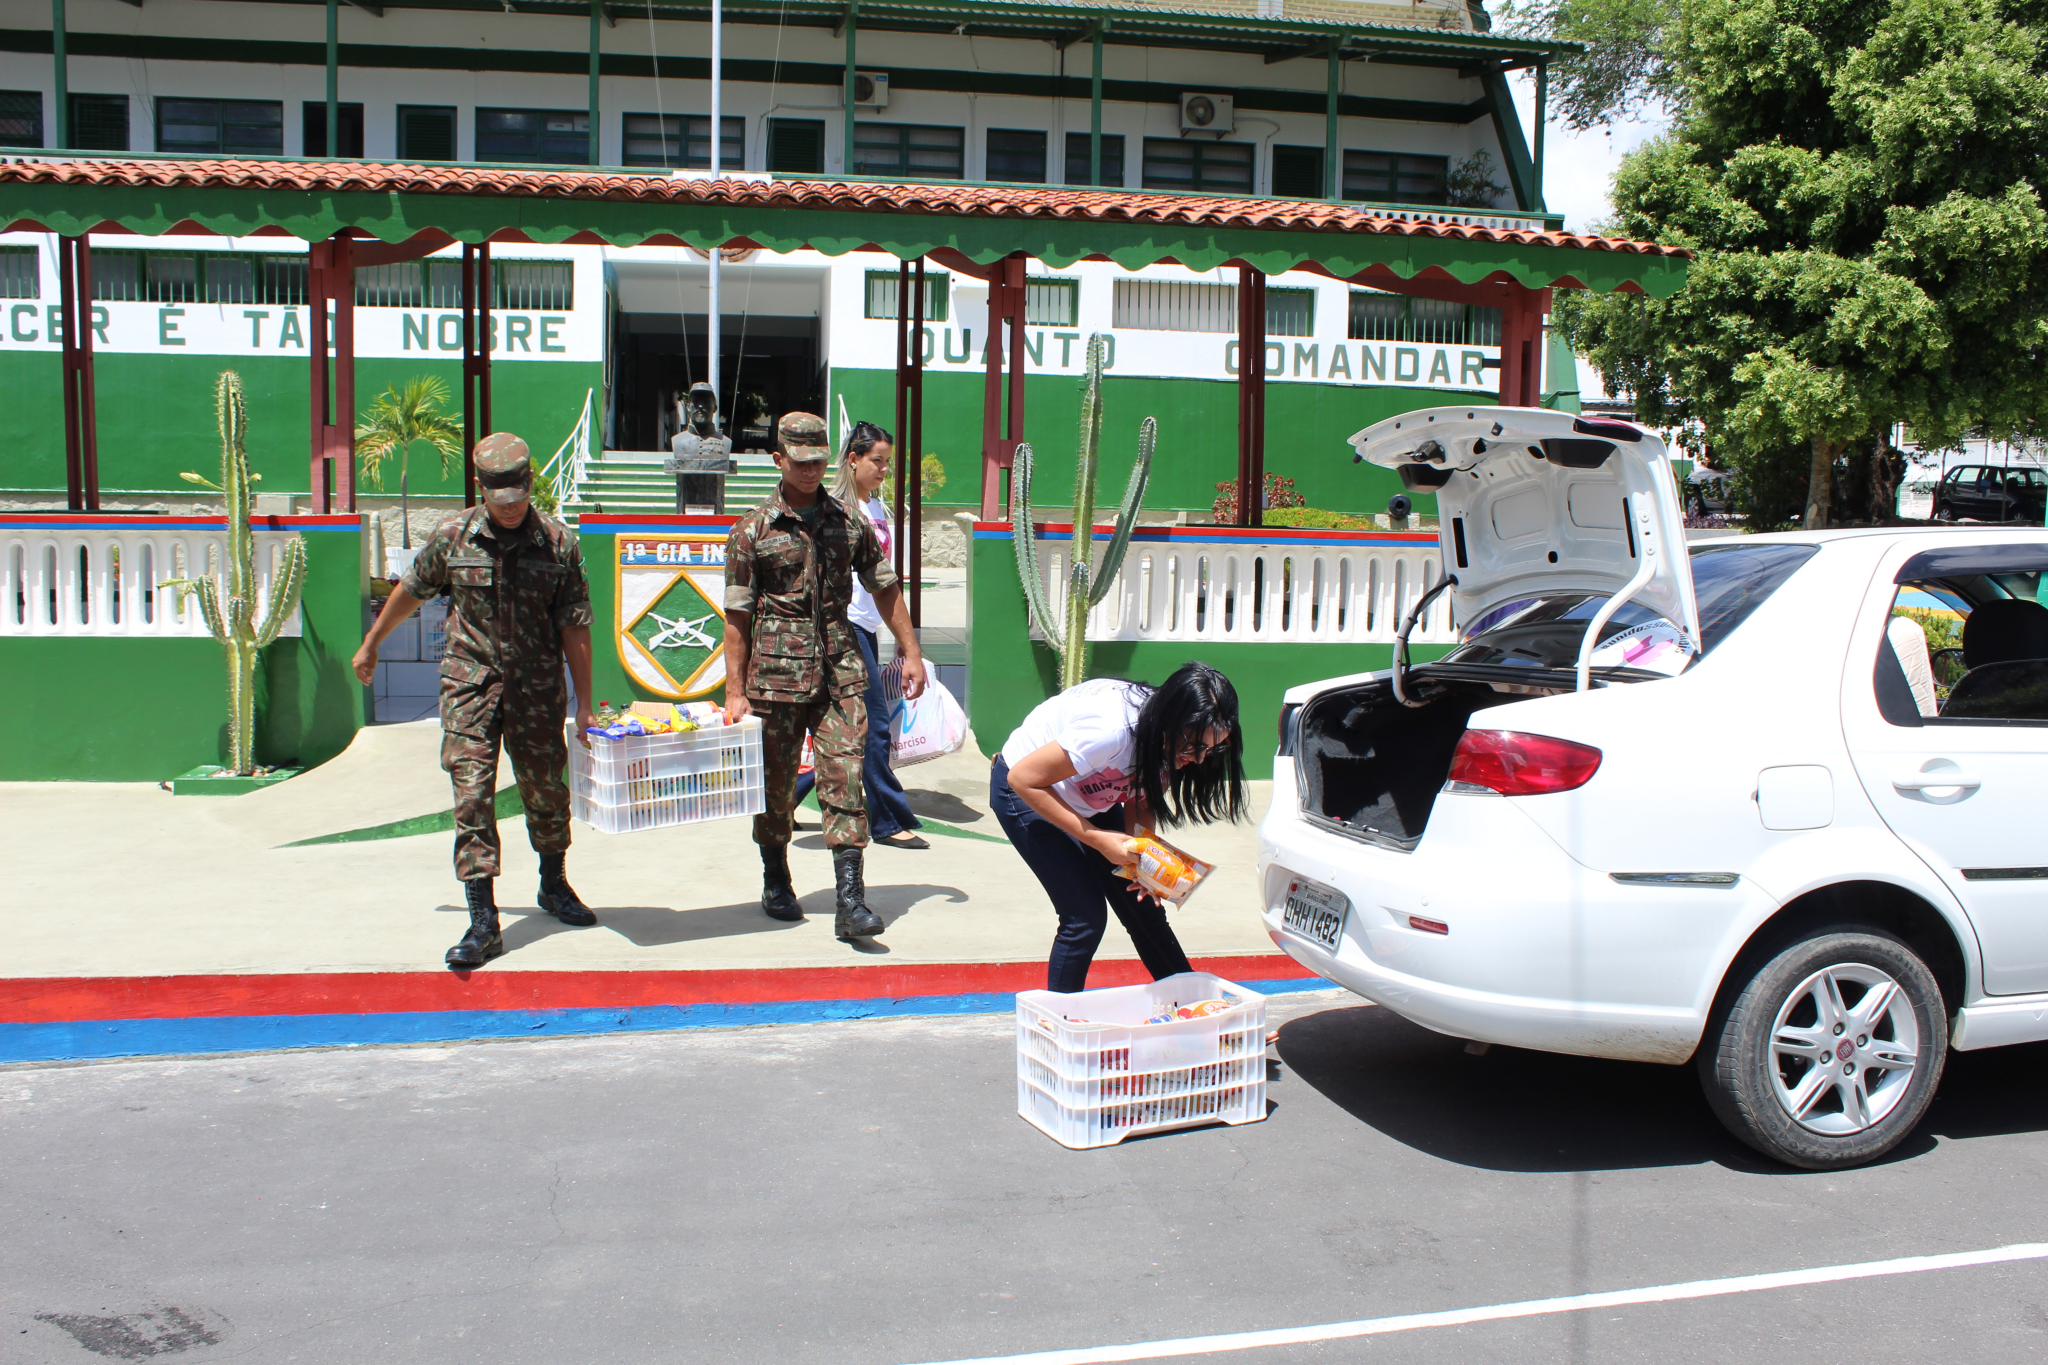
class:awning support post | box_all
[894,259,909,583]
[308,234,357,513]
[57,235,97,510]
[461,241,494,505]
[908,256,925,628]
[1497,282,1549,408]
[1235,263,1267,527]
[977,255,1028,522]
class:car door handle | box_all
[1894,769,1982,792]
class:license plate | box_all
[1280,875,1349,952]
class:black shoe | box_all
[447,878,504,967]
[878,831,930,850]
[537,852,597,926]
[833,846,885,942]
[761,843,805,922]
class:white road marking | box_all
[904,1242,2048,1365]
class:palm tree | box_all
[355,376,465,549]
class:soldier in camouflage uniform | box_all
[723,412,927,943]
[352,433,599,968]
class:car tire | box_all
[1934,501,1957,523]
[1699,929,1946,1170]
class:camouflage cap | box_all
[473,432,532,506]
[776,411,831,462]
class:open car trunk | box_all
[1297,672,1560,850]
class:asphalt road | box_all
[7,995,2048,1365]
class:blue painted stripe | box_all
[0,521,360,533]
[0,978,1335,1063]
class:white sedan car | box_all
[1260,406,2048,1169]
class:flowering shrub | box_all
[1212,474,1307,522]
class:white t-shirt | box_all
[847,494,889,633]
[1002,678,1150,816]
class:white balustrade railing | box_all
[2,520,306,639]
[1016,526,1458,646]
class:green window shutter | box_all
[985,129,1047,183]
[398,106,456,162]
[1271,145,1324,199]
[1062,132,1125,186]
[768,118,825,174]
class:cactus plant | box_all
[1013,333,1155,691]
[163,371,309,776]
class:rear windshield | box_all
[1444,541,1819,672]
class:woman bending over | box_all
[991,662,1247,993]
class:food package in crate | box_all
[568,715,766,835]
[1014,972,1267,1149]
[1111,824,1215,906]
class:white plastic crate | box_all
[1015,972,1267,1149]
[568,716,765,834]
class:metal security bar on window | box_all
[864,270,950,322]
[1025,278,1078,327]
[92,251,307,305]
[623,114,743,169]
[768,118,825,174]
[70,94,129,151]
[1266,287,1315,337]
[1349,290,1501,345]
[0,245,37,299]
[1140,138,1254,195]
[985,129,1047,184]
[357,259,570,310]
[1113,279,1235,333]
[854,123,965,180]
[0,91,41,148]
[1343,150,1450,206]
[1113,279,1313,336]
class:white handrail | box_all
[541,388,596,509]
[1017,529,1456,646]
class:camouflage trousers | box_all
[755,692,868,850]
[442,692,572,881]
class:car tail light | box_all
[1447,730,1602,796]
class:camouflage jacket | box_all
[401,506,593,727]
[724,489,898,703]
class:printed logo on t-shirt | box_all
[1071,766,1132,810]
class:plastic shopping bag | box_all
[886,671,968,768]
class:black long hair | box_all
[832,420,894,503]
[1128,662,1247,827]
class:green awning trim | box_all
[0,179,1690,297]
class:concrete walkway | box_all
[5,720,1281,980]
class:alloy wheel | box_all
[1768,963,1920,1135]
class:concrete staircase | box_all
[564,450,781,520]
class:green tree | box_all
[1549,0,2048,527]
[355,376,465,548]
[1499,0,1681,129]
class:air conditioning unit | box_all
[853,71,891,108]
[1179,92,1234,138]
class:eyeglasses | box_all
[1176,732,1227,763]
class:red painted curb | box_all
[0,955,1316,1024]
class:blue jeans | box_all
[794,623,921,839]
[990,755,1193,994]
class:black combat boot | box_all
[761,843,805,922]
[536,851,597,926]
[446,878,504,968]
[833,846,885,942]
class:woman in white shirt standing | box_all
[993,662,1247,992]
[794,421,929,847]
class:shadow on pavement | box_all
[1278,1005,1758,1174]
[906,789,987,824]
[1282,1006,2048,1173]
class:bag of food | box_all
[1112,824,1215,906]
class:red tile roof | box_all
[0,157,1688,259]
